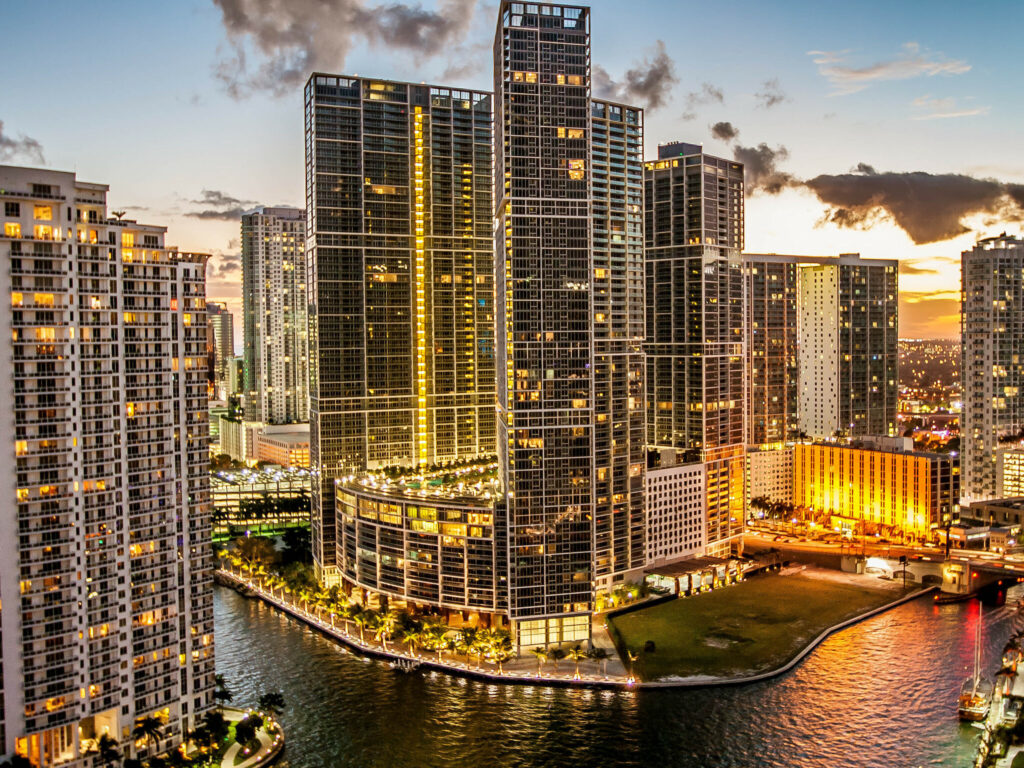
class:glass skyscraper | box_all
[304,75,495,581]
[494,2,645,647]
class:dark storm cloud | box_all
[804,166,1024,244]
[207,252,242,279]
[0,121,45,164]
[186,189,256,220]
[754,78,787,109]
[592,41,678,111]
[186,208,248,220]
[212,0,478,98]
[191,189,256,207]
[710,121,739,142]
[733,142,794,194]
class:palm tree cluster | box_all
[529,644,612,679]
[218,542,520,671]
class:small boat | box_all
[936,591,977,605]
[959,608,993,722]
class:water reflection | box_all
[215,587,1012,768]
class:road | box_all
[743,529,1024,575]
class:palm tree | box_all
[376,609,398,652]
[132,715,165,759]
[401,628,422,656]
[567,645,588,679]
[354,608,376,644]
[338,602,357,635]
[458,626,479,666]
[529,647,548,676]
[297,586,314,614]
[489,631,514,675]
[424,624,449,662]
[213,674,233,708]
[549,647,566,672]
[589,647,611,678]
[202,710,229,746]
[258,691,286,718]
[626,649,640,682]
[96,733,122,768]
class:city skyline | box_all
[3,0,1022,340]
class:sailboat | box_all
[959,606,993,722]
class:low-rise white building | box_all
[746,447,793,508]
[645,462,706,567]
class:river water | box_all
[214,586,1015,768]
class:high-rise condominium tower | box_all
[241,206,308,424]
[744,256,798,449]
[206,300,234,399]
[305,75,495,581]
[0,167,214,766]
[644,144,746,556]
[495,2,645,647]
[962,235,1024,502]
[795,255,897,439]
[743,253,898,445]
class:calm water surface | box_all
[214,586,1013,768]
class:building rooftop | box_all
[210,467,312,487]
[338,460,500,506]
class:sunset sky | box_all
[3,0,1022,348]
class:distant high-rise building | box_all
[0,166,214,765]
[743,253,898,444]
[647,141,744,250]
[962,235,1024,502]
[206,301,234,399]
[304,74,495,581]
[744,256,798,448]
[241,206,308,424]
[494,1,645,647]
[645,144,746,557]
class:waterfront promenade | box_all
[217,568,931,690]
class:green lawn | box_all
[609,573,906,681]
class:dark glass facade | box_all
[304,76,495,579]
[644,149,747,555]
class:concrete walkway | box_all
[220,707,283,768]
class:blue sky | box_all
[2,0,1021,342]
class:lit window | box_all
[33,205,52,221]
[4,222,20,238]
[567,159,585,180]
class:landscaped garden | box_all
[609,571,910,682]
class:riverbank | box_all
[610,567,923,681]
[216,568,932,690]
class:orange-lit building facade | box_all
[793,443,958,538]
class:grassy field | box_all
[609,572,907,681]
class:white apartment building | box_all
[645,463,706,566]
[242,207,308,424]
[0,166,214,766]
[962,235,1024,502]
[746,447,794,508]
